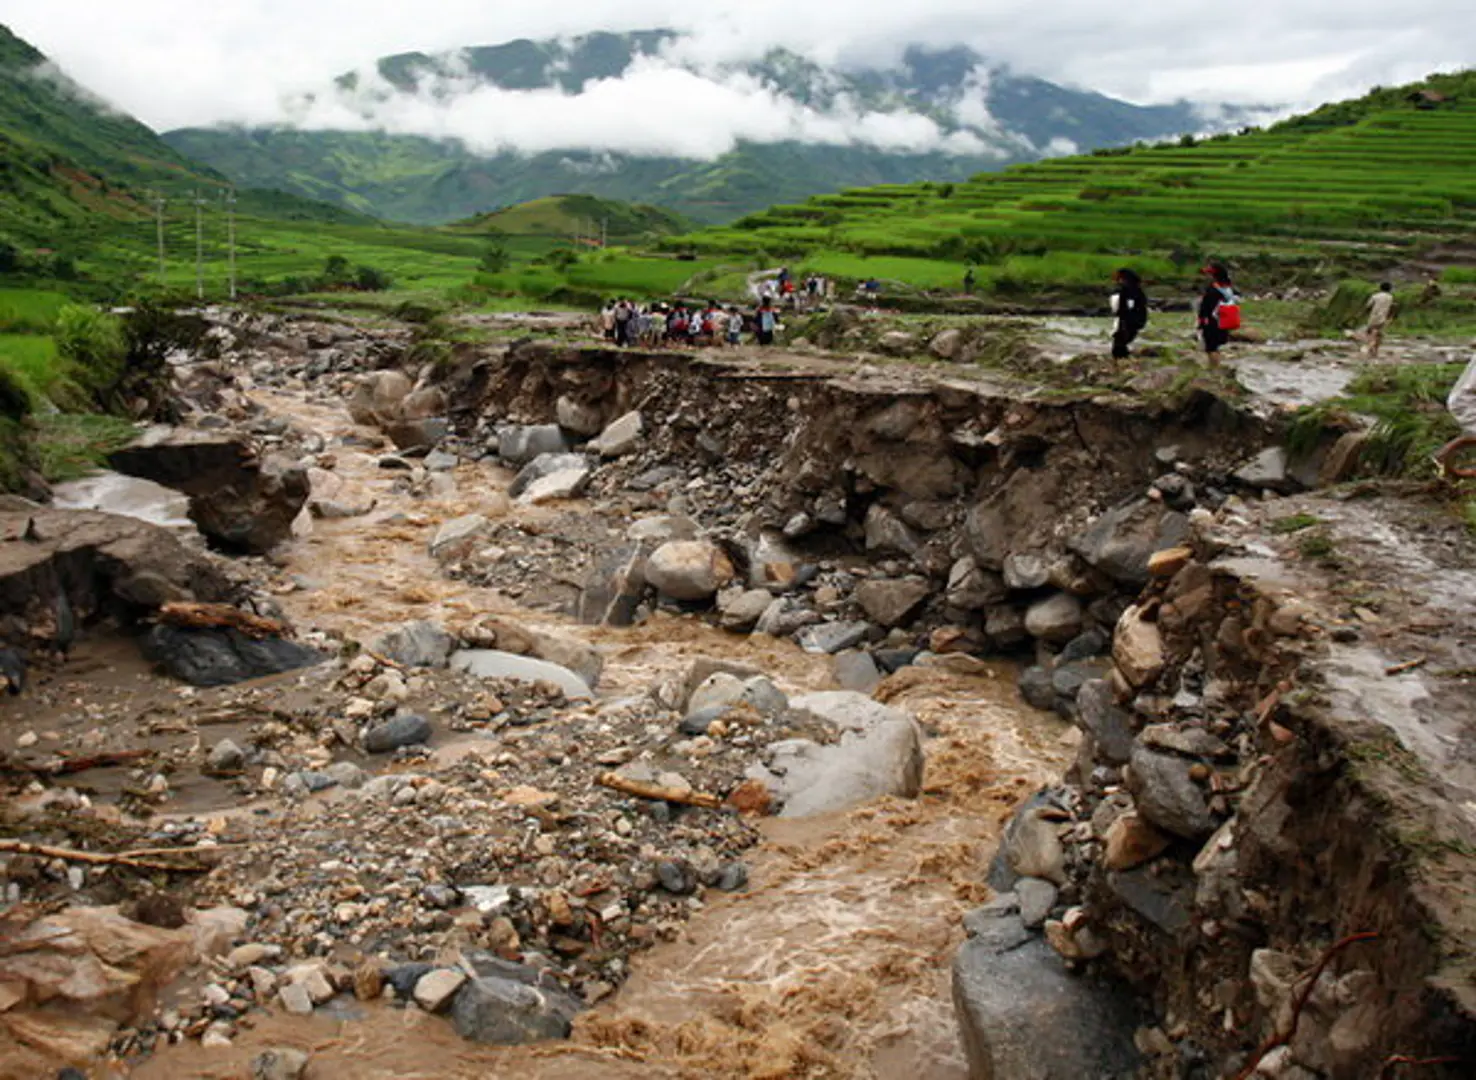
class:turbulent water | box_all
[90,380,1074,1079]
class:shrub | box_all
[354,264,394,291]
[478,243,511,274]
[55,304,127,399]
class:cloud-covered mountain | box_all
[166,30,1262,225]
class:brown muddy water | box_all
[56,383,1074,1079]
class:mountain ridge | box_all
[165,29,1257,226]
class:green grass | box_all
[0,333,64,402]
[31,412,138,482]
[0,289,70,333]
[1270,513,1323,534]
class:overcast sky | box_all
[4,0,1472,157]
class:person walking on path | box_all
[1363,282,1396,357]
[726,306,744,346]
[1434,353,1476,478]
[755,298,778,346]
[1197,262,1237,369]
[1110,268,1149,360]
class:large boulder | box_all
[645,540,735,602]
[555,395,603,437]
[1023,592,1084,645]
[593,411,644,458]
[465,616,603,688]
[499,425,569,467]
[450,965,582,1045]
[953,907,1142,1080]
[509,454,592,500]
[768,692,924,817]
[1071,498,1190,587]
[347,371,413,427]
[429,514,491,561]
[0,507,232,652]
[109,429,309,554]
[140,625,326,688]
[450,650,593,700]
[1126,745,1217,839]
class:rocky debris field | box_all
[2,305,1473,1079]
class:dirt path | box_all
[110,375,1072,1078]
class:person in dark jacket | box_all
[1110,268,1148,359]
[1198,262,1235,368]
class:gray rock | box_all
[1071,498,1191,587]
[450,975,582,1045]
[1234,446,1295,492]
[498,425,568,466]
[796,621,872,655]
[1077,680,1136,765]
[717,863,749,891]
[141,625,326,689]
[1018,665,1058,711]
[961,907,1033,954]
[657,860,696,895]
[1140,724,1232,760]
[450,650,593,700]
[1051,659,1110,715]
[628,515,700,543]
[594,411,644,457]
[1016,877,1059,929]
[854,577,932,628]
[363,714,433,754]
[1127,745,1216,838]
[877,330,919,356]
[964,501,1009,570]
[874,648,920,674]
[953,922,1142,1080]
[509,453,591,499]
[987,790,1068,892]
[251,1048,309,1080]
[863,504,921,556]
[1024,592,1084,644]
[688,673,788,719]
[373,620,455,669]
[771,692,924,817]
[1106,867,1193,934]
[519,465,593,506]
[929,327,964,360]
[1058,627,1110,665]
[833,650,882,693]
[424,451,458,472]
[413,968,468,1013]
[717,588,775,633]
[1003,553,1051,590]
[429,514,490,559]
[206,739,245,773]
[555,395,603,437]
[646,540,735,602]
[323,761,367,789]
[985,605,1028,648]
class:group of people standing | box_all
[1109,261,1240,367]
[599,297,783,349]
[759,266,830,311]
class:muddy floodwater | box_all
[88,381,1075,1078]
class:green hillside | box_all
[451,195,691,241]
[657,71,1476,295]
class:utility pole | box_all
[223,188,237,301]
[153,194,167,287]
[193,190,205,301]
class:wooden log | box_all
[0,838,216,873]
[157,602,288,640]
[595,771,721,810]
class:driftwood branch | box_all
[1384,658,1428,677]
[1235,931,1381,1080]
[596,771,721,809]
[157,602,287,640]
[0,838,231,873]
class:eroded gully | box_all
[116,380,1073,1079]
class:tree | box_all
[322,254,352,283]
[478,243,510,274]
[354,264,393,291]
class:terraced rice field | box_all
[663,72,1476,290]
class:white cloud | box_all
[3,0,1473,151]
[283,55,987,158]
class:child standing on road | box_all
[1363,282,1396,357]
